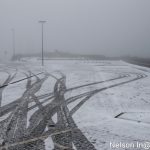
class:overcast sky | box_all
[0,0,150,59]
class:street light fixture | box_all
[38,21,46,66]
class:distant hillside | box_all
[122,56,150,68]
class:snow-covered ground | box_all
[0,59,150,150]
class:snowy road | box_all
[0,60,150,150]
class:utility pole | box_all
[38,21,46,66]
[11,28,16,58]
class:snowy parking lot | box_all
[0,59,150,150]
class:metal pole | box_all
[39,21,46,66]
[41,23,44,66]
[12,29,16,58]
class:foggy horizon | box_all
[0,0,150,60]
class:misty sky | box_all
[0,0,150,59]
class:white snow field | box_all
[0,59,150,150]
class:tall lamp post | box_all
[38,21,46,66]
[11,28,16,59]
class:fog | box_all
[0,0,150,60]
